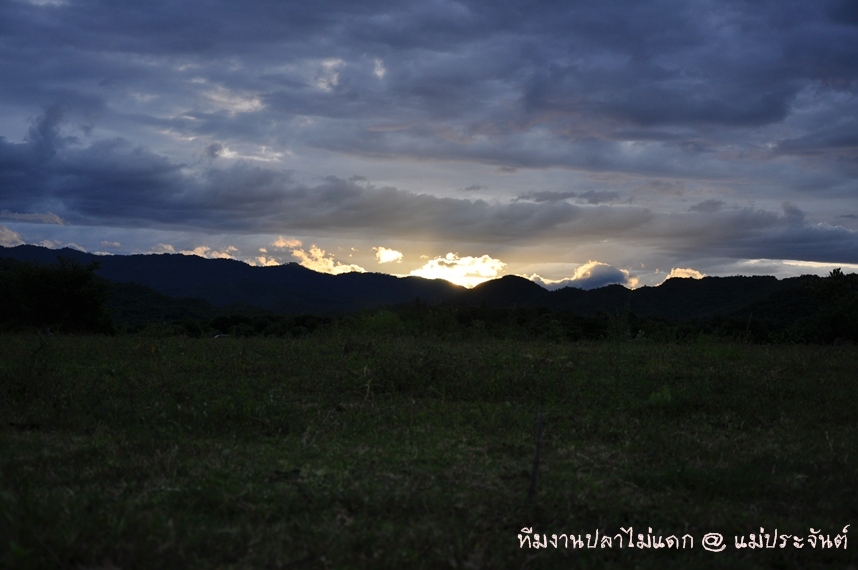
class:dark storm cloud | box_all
[830,0,858,25]
[0,106,184,216]
[775,112,858,159]
[232,175,650,243]
[1,0,857,271]
[7,106,857,267]
[532,263,637,291]
[1,107,654,242]
[572,265,635,290]
[648,203,858,264]
[4,0,855,165]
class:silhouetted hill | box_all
[551,283,633,315]
[0,245,831,325]
[460,275,550,307]
[735,275,822,324]
[105,281,226,329]
[626,276,786,320]
[0,245,464,315]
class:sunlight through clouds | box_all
[253,254,281,267]
[374,246,403,264]
[291,244,366,275]
[2,1,858,280]
[270,236,302,249]
[410,253,506,288]
[666,267,705,279]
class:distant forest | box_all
[1,249,857,344]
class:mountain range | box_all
[0,244,825,324]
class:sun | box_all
[409,253,506,288]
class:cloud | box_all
[782,202,806,225]
[577,191,619,205]
[22,1,69,6]
[0,225,24,247]
[252,255,281,267]
[4,1,852,181]
[206,143,225,159]
[636,180,686,196]
[0,109,656,242]
[410,252,506,288]
[373,58,386,79]
[4,107,856,269]
[2,0,858,280]
[291,244,366,275]
[208,246,239,259]
[528,261,638,290]
[633,203,858,265]
[688,200,725,213]
[0,210,64,225]
[151,244,239,259]
[271,236,302,249]
[514,191,577,202]
[373,246,403,264]
[665,267,705,280]
[203,86,264,115]
[38,239,85,251]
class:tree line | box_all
[2,256,856,344]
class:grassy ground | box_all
[1,333,856,569]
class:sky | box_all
[1,0,857,289]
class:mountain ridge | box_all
[0,244,826,321]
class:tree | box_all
[806,268,858,343]
[0,257,114,333]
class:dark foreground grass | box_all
[1,334,856,569]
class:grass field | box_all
[1,333,856,569]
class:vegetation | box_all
[1,260,856,567]
[1,333,855,569]
[85,268,857,346]
[2,248,857,344]
[0,257,114,334]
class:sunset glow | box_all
[410,253,506,289]
[1,0,856,288]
